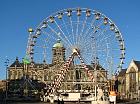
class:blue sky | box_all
[0,0,140,79]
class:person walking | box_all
[61,99,64,104]
[57,98,61,104]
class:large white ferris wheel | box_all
[26,8,125,78]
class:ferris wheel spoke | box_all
[75,16,80,45]
[41,32,56,46]
[47,25,60,36]
[81,43,91,52]
[84,24,106,42]
[42,30,58,41]
[96,33,114,48]
[77,17,88,46]
[83,16,103,39]
[81,23,103,45]
[81,18,96,40]
[61,18,71,41]
[54,20,73,47]
[95,26,109,40]
[76,18,95,45]
[62,18,72,45]
[69,17,75,45]
[47,24,71,48]
[41,30,66,52]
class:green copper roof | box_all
[23,56,30,64]
[53,39,63,48]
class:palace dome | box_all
[53,39,63,48]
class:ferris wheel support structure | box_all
[46,49,96,96]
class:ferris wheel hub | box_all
[72,48,80,55]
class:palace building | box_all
[8,40,108,97]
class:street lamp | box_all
[4,57,9,102]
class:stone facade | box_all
[0,80,6,91]
[118,60,140,100]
